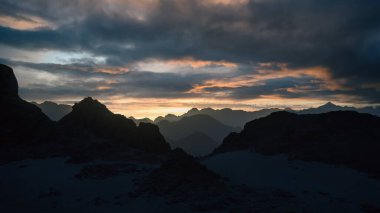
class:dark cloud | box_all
[0,0,379,104]
[0,58,214,100]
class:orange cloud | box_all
[188,63,348,94]
[167,57,237,69]
[134,57,238,73]
[0,15,55,30]
[96,67,130,74]
[203,0,249,6]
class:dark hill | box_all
[60,97,171,155]
[214,111,380,178]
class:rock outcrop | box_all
[0,64,18,98]
[0,64,52,142]
[214,111,380,178]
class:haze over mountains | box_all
[32,97,380,157]
[170,132,219,157]
[34,100,380,128]
[1,64,380,212]
[32,101,72,121]
[156,115,239,156]
[30,94,380,157]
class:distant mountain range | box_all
[157,114,240,142]
[128,116,154,125]
[154,103,380,128]
[156,114,240,156]
[297,102,380,116]
[33,99,380,128]
[30,94,380,157]
[31,101,72,121]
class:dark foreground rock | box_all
[214,111,380,178]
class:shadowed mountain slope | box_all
[214,111,380,178]
[59,97,171,155]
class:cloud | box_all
[0,0,379,115]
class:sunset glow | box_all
[1,0,379,118]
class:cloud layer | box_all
[0,0,379,117]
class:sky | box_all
[0,0,380,118]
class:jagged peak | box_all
[188,108,199,113]
[0,64,19,98]
[40,101,60,106]
[320,102,337,108]
[201,107,214,111]
[165,114,178,118]
[72,97,108,112]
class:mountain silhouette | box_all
[156,107,280,128]
[0,64,52,144]
[154,114,180,123]
[129,116,153,125]
[298,102,380,116]
[60,97,171,155]
[0,65,170,163]
[157,114,240,143]
[32,101,72,121]
[297,102,354,114]
[0,64,18,97]
[170,132,219,157]
[214,111,380,178]
[183,107,282,128]
[154,103,380,128]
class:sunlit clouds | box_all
[0,15,55,30]
[188,64,348,95]
[133,57,238,73]
[1,0,380,118]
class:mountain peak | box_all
[188,108,199,113]
[322,102,336,107]
[0,64,19,98]
[72,97,109,113]
[165,114,178,119]
[60,97,113,124]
